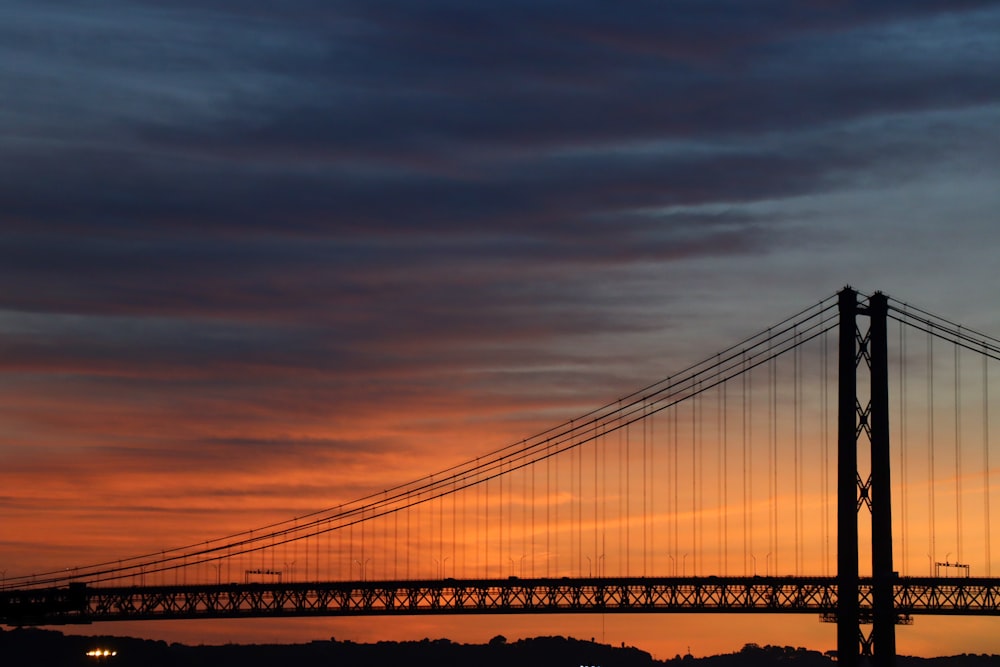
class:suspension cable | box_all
[11,294,842,588]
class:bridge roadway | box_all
[3,576,1000,625]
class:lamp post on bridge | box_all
[353,558,371,581]
[433,557,450,579]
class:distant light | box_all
[85,649,118,658]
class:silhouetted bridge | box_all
[5,576,1000,625]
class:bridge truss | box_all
[4,576,1000,625]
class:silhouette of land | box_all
[4,627,1000,667]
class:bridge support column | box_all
[869,293,896,666]
[838,288,896,667]
[838,288,860,667]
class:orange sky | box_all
[5,322,1000,658]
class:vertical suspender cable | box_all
[642,401,648,576]
[570,439,575,576]
[899,319,908,575]
[794,328,802,575]
[569,440,582,576]
[626,420,632,576]
[666,392,673,573]
[928,325,936,572]
[545,442,554,577]
[437,478,443,577]
[415,492,422,579]
[984,345,991,576]
[499,465,504,578]
[649,400,655,576]
[340,515,346,581]
[673,402,681,576]
[594,424,600,578]
[715,368,726,575]
[697,381,704,575]
[723,375,729,575]
[744,352,751,575]
[514,457,519,575]
[531,458,535,578]
[692,381,698,575]
[768,333,776,575]
[822,329,831,575]
[452,479,457,578]
[521,449,526,578]
[955,339,963,565]
[500,461,505,577]
[477,462,483,579]
[302,521,309,582]
[619,405,625,576]
[642,400,653,577]
[602,420,607,578]
[483,469,488,578]
[577,427,582,577]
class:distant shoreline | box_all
[3,626,999,667]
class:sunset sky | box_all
[3,0,1000,659]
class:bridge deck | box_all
[3,576,1000,625]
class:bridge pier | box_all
[837,288,860,667]
[839,288,895,667]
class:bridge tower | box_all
[838,287,896,667]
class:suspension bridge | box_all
[3,287,1000,667]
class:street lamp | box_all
[284,561,297,582]
[585,555,592,578]
[751,554,758,576]
[765,553,772,577]
[353,558,371,581]
[433,557,450,578]
[682,553,688,577]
